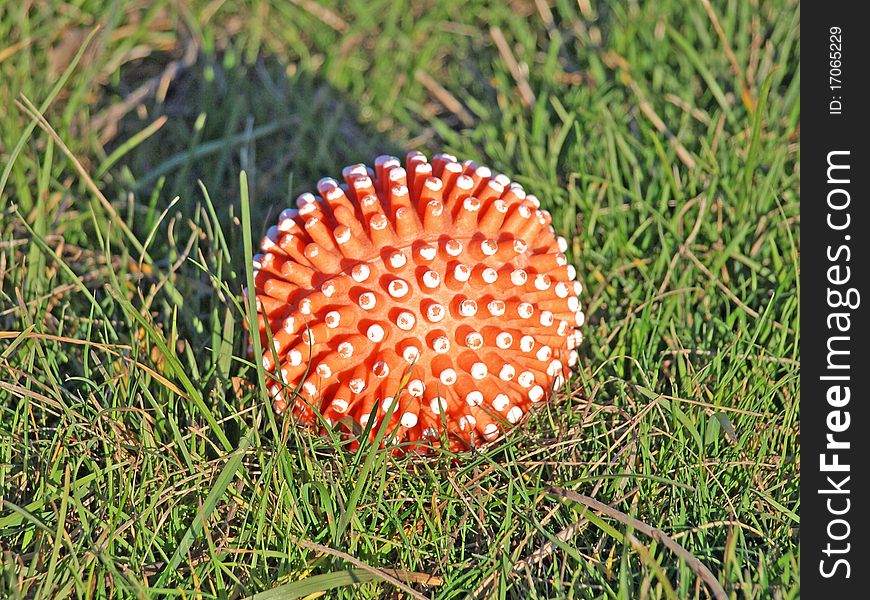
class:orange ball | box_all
[250,152,583,452]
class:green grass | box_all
[1,1,799,598]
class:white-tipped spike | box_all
[517,371,535,388]
[546,359,563,377]
[403,345,421,363]
[278,211,299,231]
[470,362,488,380]
[325,311,341,328]
[492,394,509,411]
[345,164,368,179]
[496,332,513,349]
[396,311,416,331]
[373,360,390,378]
[499,364,516,381]
[426,303,446,323]
[387,278,409,298]
[389,251,407,269]
[459,415,477,431]
[529,385,545,403]
[419,245,437,261]
[568,350,579,367]
[511,269,529,286]
[465,332,484,349]
[517,302,534,319]
[367,324,385,342]
[432,336,450,354]
[430,396,447,414]
[261,226,279,251]
[401,412,419,428]
[507,406,523,424]
[422,270,441,288]
[283,316,296,333]
[289,350,303,366]
[445,239,463,256]
[407,379,425,396]
[465,390,484,407]
[459,299,478,317]
[352,175,374,191]
[351,263,371,282]
[358,292,376,310]
[519,335,535,353]
[370,214,388,230]
[488,300,506,317]
[475,165,492,179]
[567,334,581,350]
[534,274,551,290]
[439,368,457,385]
[388,166,406,181]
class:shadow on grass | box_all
[105,48,403,233]
[95,48,404,450]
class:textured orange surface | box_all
[252,152,583,452]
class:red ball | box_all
[250,152,583,452]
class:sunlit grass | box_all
[1,1,799,598]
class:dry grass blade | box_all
[700,0,754,111]
[415,69,476,127]
[289,0,348,32]
[603,51,697,169]
[295,538,432,599]
[547,487,728,600]
[0,38,32,64]
[627,78,696,170]
[15,94,147,259]
[489,26,536,108]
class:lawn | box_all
[0,1,800,598]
